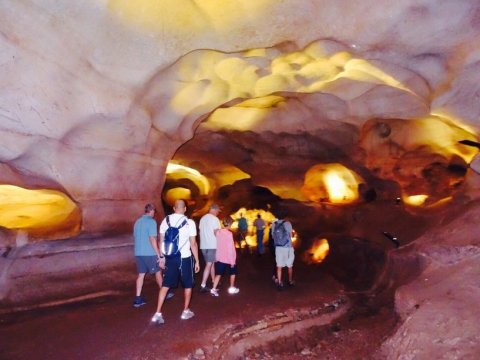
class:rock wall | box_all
[380,201,480,359]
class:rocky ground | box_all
[0,246,401,360]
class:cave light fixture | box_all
[403,194,428,206]
[306,238,330,264]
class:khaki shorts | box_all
[275,247,295,268]
[202,249,216,263]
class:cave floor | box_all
[0,250,397,360]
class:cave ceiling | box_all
[1,0,480,240]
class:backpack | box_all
[273,221,290,247]
[162,215,188,258]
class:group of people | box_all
[132,200,295,325]
[236,213,267,255]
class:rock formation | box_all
[1,0,480,357]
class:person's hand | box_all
[159,258,165,269]
[194,261,200,273]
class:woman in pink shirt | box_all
[210,217,239,296]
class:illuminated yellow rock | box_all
[305,238,330,264]
[230,208,275,248]
[0,185,81,241]
[301,164,364,204]
[360,117,478,204]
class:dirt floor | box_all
[0,245,401,360]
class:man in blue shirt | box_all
[133,204,163,307]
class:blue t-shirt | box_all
[133,215,158,256]
[238,217,248,231]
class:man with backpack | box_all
[272,209,295,290]
[151,199,200,324]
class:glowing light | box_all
[290,231,298,245]
[231,208,276,248]
[324,172,351,202]
[301,164,363,204]
[306,238,330,264]
[404,195,428,206]
[0,185,80,239]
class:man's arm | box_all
[214,218,221,236]
[158,233,165,269]
[149,236,161,258]
[190,236,200,273]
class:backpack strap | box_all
[274,220,284,230]
[166,215,187,228]
[176,217,189,253]
[174,216,188,229]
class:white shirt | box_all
[199,213,220,249]
[159,214,197,258]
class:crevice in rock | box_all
[194,295,350,360]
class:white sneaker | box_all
[181,309,195,320]
[228,287,240,294]
[151,312,164,324]
[210,289,219,297]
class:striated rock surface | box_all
[380,203,480,359]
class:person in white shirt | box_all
[198,204,221,292]
[151,199,200,324]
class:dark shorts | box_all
[163,255,195,289]
[136,256,160,274]
[217,261,237,276]
[202,249,216,263]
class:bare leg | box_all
[136,273,146,296]
[184,288,192,311]
[277,267,282,284]
[212,275,221,290]
[156,286,170,313]
[210,263,215,284]
[154,270,163,289]
[201,262,213,286]
[229,274,236,288]
[288,267,293,282]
